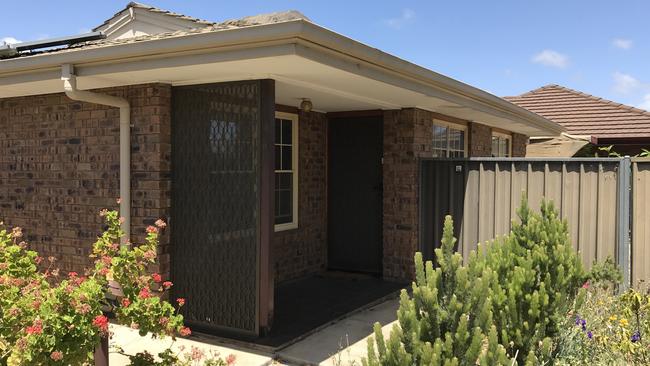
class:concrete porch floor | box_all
[109,297,400,366]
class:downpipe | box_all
[61,64,131,245]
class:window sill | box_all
[274,223,298,232]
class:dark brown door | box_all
[328,117,383,274]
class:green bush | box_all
[363,198,586,365]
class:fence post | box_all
[617,157,632,289]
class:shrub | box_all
[0,208,188,365]
[363,198,586,365]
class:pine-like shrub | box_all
[363,198,586,365]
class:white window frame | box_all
[274,112,299,232]
[432,120,468,158]
[491,131,512,157]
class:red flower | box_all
[68,272,78,278]
[139,287,151,299]
[176,298,186,307]
[146,226,158,234]
[155,219,167,229]
[121,298,131,307]
[179,326,191,337]
[152,273,162,283]
[162,281,173,289]
[50,351,63,361]
[26,320,43,335]
[92,315,109,333]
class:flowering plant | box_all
[555,284,650,365]
[0,208,189,365]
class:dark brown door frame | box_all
[259,79,275,334]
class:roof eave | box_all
[0,19,563,136]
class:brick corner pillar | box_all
[382,108,433,282]
[128,83,173,279]
[468,122,492,157]
[512,133,529,157]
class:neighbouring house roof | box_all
[505,84,650,141]
[0,3,563,137]
[527,133,593,157]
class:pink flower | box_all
[138,287,151,299]
[34,256,43,265]
[121,298,131,307]
[146,225,158,234]
[92,315,109,333]
[190,346,205,361]
[159,317,169,326]
[11,227,23,238]
[179,326,191,337]
[151,273,162,283]
[582,281,590,289]
[130,322,139,330]
[77,303,91,314]
[50,351,63,361]
[226,354,236,365]
[143,250,156,260]
[99,209,109,217]
[68,272,78,278]
[155,219,167,229]
[176,298,186,307]
[162,281,173,289]
[101,256,112,265]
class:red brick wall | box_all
[468,122,492,157]
[273,110,328,282]
[0,84,172,276]
[512,133,528,157]
[383,108,435,281]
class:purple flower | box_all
[575,316,581,326]
[580,319,587,331]
[587,331,593,339]
[632,330,641,343]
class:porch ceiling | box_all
[0,22,561,136]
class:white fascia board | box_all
[0,19,562,135]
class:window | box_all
[491,132,512,157]
[432,121,467,157]
[274,112,299,231]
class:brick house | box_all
[0,3,563,339]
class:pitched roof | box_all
[505,84,650,140]
[1,8,310,59]
[93,2,217,31]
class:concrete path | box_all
[109,296,400,366]
[109,324,275,366]
[277,298,399,366]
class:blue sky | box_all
[2,1,649,109]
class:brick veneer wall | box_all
[0,83,172,277]
[468,122,492,157]
[512,133,528,157]
[383,108,435,281]
[273,110,328,282]
[383,110,530,281]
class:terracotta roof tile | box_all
[505,84,650,140]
